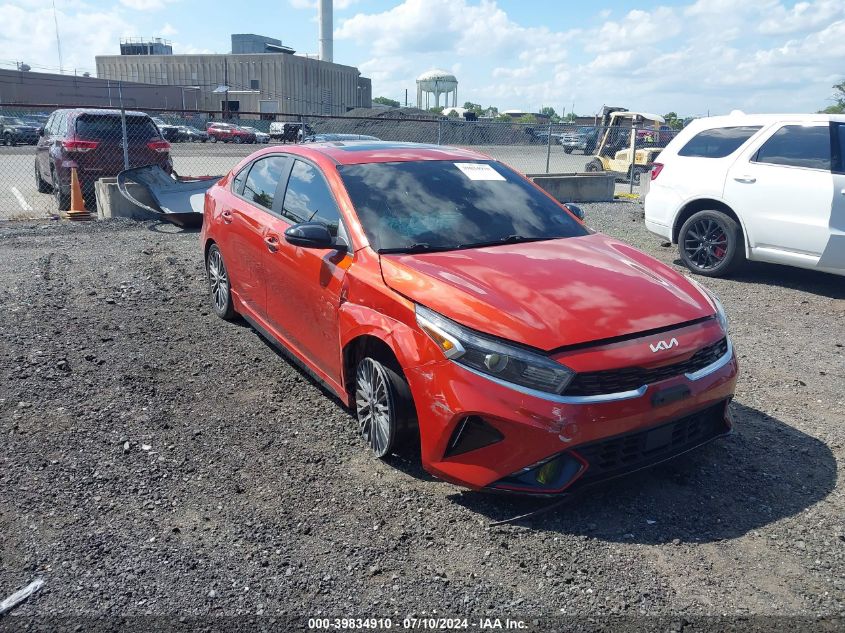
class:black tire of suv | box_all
[35,162,51,193]
[51,167,70,212]
[4,133,13,147]
[585,158,603,172]
[678,210,745,278]
[233,136,242,144]
[209,136,217,143]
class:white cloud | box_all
[118,0,177,10]
[160,22,178,37]
[289,0,359,9]
[338,0,845,116]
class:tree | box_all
[515,114,539,124]
[373,96,400,108]
[563,112,577,122]
[428,106,444,115]
[463,101,483,115]
[485,106,499,117]
[539,106,561,123]
[819,81,845,114]
[663,112,684,130]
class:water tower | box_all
[416,70,458,110]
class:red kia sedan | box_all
[200,142,737,495]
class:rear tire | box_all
[678,210,745,277]
[206,244,236,320]
[233,136,242,144]
[564,147,573,154]
[51,167,70,211]
[4,133,14,147]
[209,136,217,143]
[585,158,603,172]
[35,161,51,193]
[354,355,414,459]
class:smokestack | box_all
[318,0,333,63]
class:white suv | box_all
[644,113,845,277]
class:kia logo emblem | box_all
[650,338,679,353]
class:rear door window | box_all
[677,126,761,158]
[242,155,288,212]
[75,115,159,143]
[753,125,831,170]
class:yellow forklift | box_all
[584,109,667,185]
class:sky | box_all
[0,0,843,116]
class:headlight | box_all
[415,305,575,395]
[686,276,728,333]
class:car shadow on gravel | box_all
[671,259,845,300]
[449,402,837,544]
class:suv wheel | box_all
[3,133,13,147]
[206,244,236,320]
[233,136,242,144]
[209,136,217,143]
[354,356,413,459]
[35,161,52,193]
[678,210,745,277]
[51,167,70,211]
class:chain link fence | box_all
[0,104,681,220]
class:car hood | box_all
[379,233,716,350]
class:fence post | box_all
[437,119,442,145]
[545,120,553,174]
[629,125,637,195]
[117,81,129,170]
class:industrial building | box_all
[0,67,189,110]
[95,30,372,118]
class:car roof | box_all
[685,112,845,131]
[278,141,492,165]
[57,108,150,118]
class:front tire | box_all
[4,133,14,147]
[233,136,242,144]
[354,356,413,459]
[678,210,745,277]
[209,136,217,143]
[206,244,236,320]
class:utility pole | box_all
[223,57,229,120]
[117,81,129,170]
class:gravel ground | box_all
[0,203,843,632]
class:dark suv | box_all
[35,108,172,210]
[0,116,40,146]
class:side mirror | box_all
[564,203,585,221]
[284,222,345,251]
[38,127,45,137]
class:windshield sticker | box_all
[453,163,506,181]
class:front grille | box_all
[564,337,728,397]
[571,401,729,487]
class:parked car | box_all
[269,121,313,142]
[174,125,209,143]
[240,126,270,143]
[560,127,592,154]
[206,122,256,144]
[0,115,40,146]
[151,117,180,142]
[200,142,737,495]
[35,108,172,210]
[302,133,380,143]
[645,113,845,278]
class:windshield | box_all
[338,160,588,252]
[76,115,160,141]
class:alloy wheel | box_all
[683,217,729,270]
[207,248,229,313]
[355,358,393,458]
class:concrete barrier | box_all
[95,178,160,221]
[527,172,615,203]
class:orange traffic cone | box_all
[65,167,91,221]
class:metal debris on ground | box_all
[0,578,45,616]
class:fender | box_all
[673,196,753,258]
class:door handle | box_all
[264,235,279,252]
[221,210,233,224]
[733,176,756,184]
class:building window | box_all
[250,79,260,91]
[191,71,197,81]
